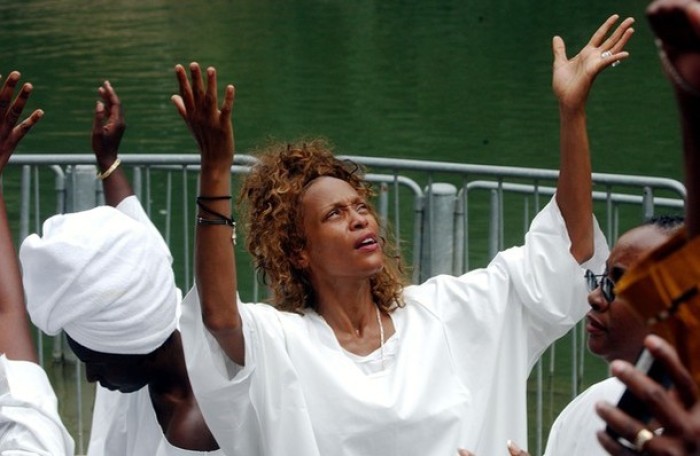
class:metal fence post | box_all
[420,183,456,282]
[66,165,100,213]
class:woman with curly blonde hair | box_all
[174,15,630,456]
[240,139,405,315]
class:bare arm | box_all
[552,15,635,263]
[647,0,700,238]
[0,71,43,362]
[92,80,131,206]
[171,63,243,364]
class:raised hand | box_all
[552,15,635,111]
[91,80,125,172]
[171,62,235,172]
[0,71,43,172]
[647,0,700,96]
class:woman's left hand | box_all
[552,14,635,111]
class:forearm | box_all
[676,93,700,238]
[555,106,594,263]
[0,195,37,362]
[195,166,244,363]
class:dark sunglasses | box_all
[584,269,615,303]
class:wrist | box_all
[96,155,119,171]
[558,104,586,121]
[96,158,122,180]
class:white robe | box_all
[84,195,223,456]
[181,197,608,456]
[0,355,74,456]
[543,377,624,456]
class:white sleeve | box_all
[179,287,321,456]
[0,355,75,456]
[505,196,608,356]
[406,196,608,364]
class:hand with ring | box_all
[595,335,700,455]
[552,14,635,112]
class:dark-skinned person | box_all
[174,15,633,456]
[0,70,74,456]
[508,217,684,456]
[595,0,700,454]
[19,81,221,456]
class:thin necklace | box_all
[375,306,385,369]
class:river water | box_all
[0,0,684,452]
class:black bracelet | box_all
[196,199,235,226]
[196,216,234,226]
[196,216,237,245]
[197,195,232,201]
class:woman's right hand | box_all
[0,71,42,172]
[171,62,235,174]
[647,0,700,95]
[596,335,700,455]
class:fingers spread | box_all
[589,14,621,47]
[175,64,195,115]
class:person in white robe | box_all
[19,81,221,456]
[172,15,633,456]
[541,218,683,456]
[597,1,700,453]
[0,70,75,456]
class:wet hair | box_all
[644,214,685,234]
[239,138,406,313]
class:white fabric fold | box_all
[20,200,178,355]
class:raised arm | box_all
[552,15,635,263]
[171,63,243,364]
[0,71,43,362]
[92,80,131,206]
[647,0,700,238]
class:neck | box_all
[148,332,190,397]
[148,331,220,451]
[315,280,376,336]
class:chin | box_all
[586,341,607,359]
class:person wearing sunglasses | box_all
[539,215,684,456]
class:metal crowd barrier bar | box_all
[4,153,686,454]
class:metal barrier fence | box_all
[4,153,686,454]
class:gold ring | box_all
[634,428,654,451]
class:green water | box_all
[0,0,683,452]
[0,0,683,177]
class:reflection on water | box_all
[1,0,685,451]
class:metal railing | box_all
[4,153,686,454]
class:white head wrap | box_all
[19,205,179,355]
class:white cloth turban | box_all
[19,205,179,355]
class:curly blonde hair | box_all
[239,138,406,313]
